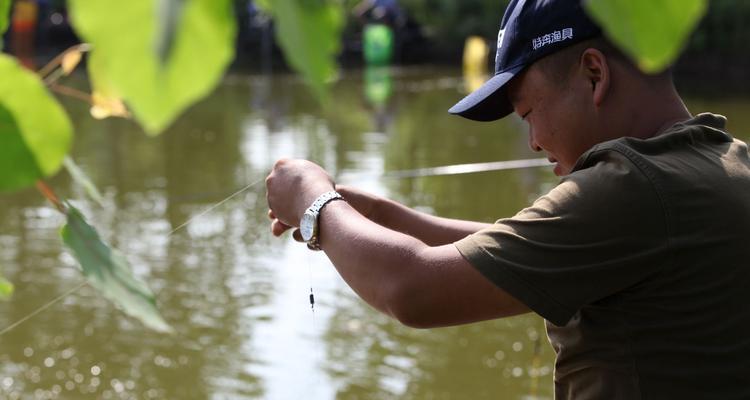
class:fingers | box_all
[268,209,304,243]
[271,219,289,237]
[265,158,336,242]
[270,219,303,243]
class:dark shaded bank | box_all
[4,0,748,94]
[232,0,750,94]
[673,1,750,95]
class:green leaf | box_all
[0,54,73,192]
[155,0,186,64]
[584,0,708,73]
[253,0,271,13]
[61,205,173,333]
[63,156,105,207]
[265,0,343,97]
[0,0,10,45]
[0,273,13,301]
[68,0,236,134]
[87,51,130,120]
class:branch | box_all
[36,181,67,214]
[37,43,92,79]
[48,83,94,105]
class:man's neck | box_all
[621,84,692,140]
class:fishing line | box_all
[167,178,265,236]
[308,256,315,323]
[528,317,547,399]
[338,157,551,182]
[0,156,553,337]
[0,177,266,338]
[0,281,87,337]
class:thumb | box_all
[292,228,304,242]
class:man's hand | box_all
[265,159,336,235]
[266,160,528,328]
[267,209,302,240]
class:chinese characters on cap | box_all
[532,28,573,50]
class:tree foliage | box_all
[258,0,343,98]
[585,0,707,73]
[68,0,237,134]
[0,0,10,45]
[0,55,72,192]
[61,205,173,333]
[0,272,12,300]
[398,0,509,52]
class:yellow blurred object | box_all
[463,36,488,75]
[464,72,488,94]
[61,51,83,76]
[90,92,130,120]
[11,0,38,32]
[11,0,39,68]
[462,36,489,93]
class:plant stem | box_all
[37,43,92,79]
[36,181,67,214]
[43,68,66,86]
[48,83,94,105]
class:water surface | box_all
[0,66,746,399]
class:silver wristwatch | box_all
[299,191,344,250]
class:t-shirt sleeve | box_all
[454,150,670,326]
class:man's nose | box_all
[528,135,542,152]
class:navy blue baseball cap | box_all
[449,0,602,121]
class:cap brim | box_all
[448,65,524,122]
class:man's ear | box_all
[579,48,610,107]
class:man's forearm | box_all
[370,196,492,245]
[316,200,528,328]
[264,159,526,327]
[317,200,427,318]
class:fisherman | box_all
[266,0,750,398]
[353,0,405,28]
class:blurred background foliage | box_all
[16,0,750,75]
[677,0,750,90]
[387,0,509,56]
[335,0,749,60]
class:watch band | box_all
[304,191,344,250]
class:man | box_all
[266,0,750,398]
[353,0,404,28]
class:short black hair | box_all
[535,36,672,88]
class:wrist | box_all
[298,184,336,221]
[300,190,344,250]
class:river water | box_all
[0,66,747,399]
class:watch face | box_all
[300,212,316,241]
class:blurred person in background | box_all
[353,0,405,28]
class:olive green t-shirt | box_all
[455,113,750,399]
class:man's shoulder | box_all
[520,148,659,224]
[569,113,744,192]
[573,113,738,173]
[560,144,652,199]
[557,112,750,232]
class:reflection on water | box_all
[0,66,747,399]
